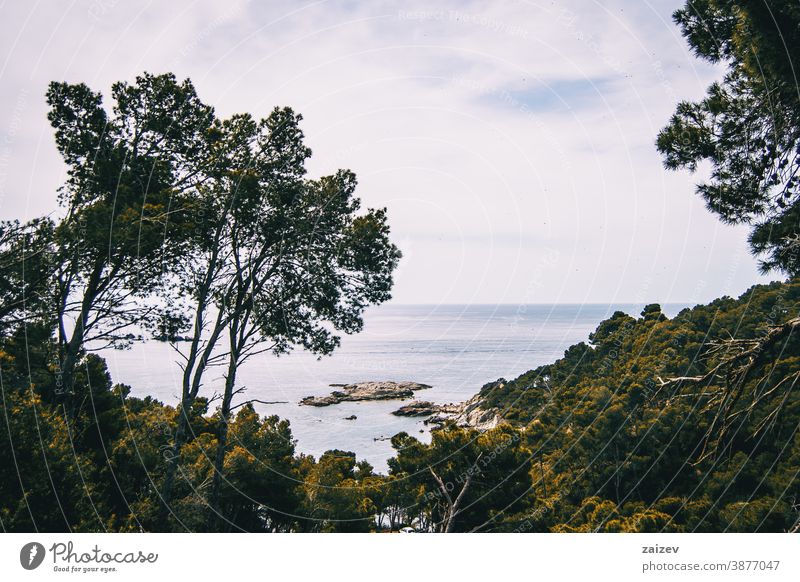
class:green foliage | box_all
[387,424,532,532]
[2,278,799,532]
[42,73,218,404]
[297,450,378,532]
[208,406,300,532]
[0,219,56,335]
[478,280,800,532]
[657,1,800,274]
[0,69,403,533]
[0,375,96,531]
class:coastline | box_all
[98,303,691,471]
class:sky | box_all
[0,0,778,304]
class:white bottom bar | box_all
[1,533,797,581]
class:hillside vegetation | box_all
[2,280,797,532]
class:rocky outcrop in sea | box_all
[392,401,460,417]
[300,381,432,407]
[301,379,504,432]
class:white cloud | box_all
[0,0,775,304]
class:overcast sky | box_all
[0,0,777,304]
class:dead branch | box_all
[656,317,800,460]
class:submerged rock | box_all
[392,401,438,416]
[300,381,432,407]
[392,400,460,417]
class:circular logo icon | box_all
[20,542,46,570]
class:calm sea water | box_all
[102,303,689,472]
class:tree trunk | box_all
[157,270,222,526]
[158,397,191,529]
[58,257,103,418]
[207,380,234,530]
[207,323,241,530]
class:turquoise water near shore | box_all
[102,303,689,472]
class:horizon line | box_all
[378,301,697,306]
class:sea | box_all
[101,303,690,472]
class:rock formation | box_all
[300,381,432,407]
[425,393,503,431]
[391,390,504,431]
[392,401,460,417]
